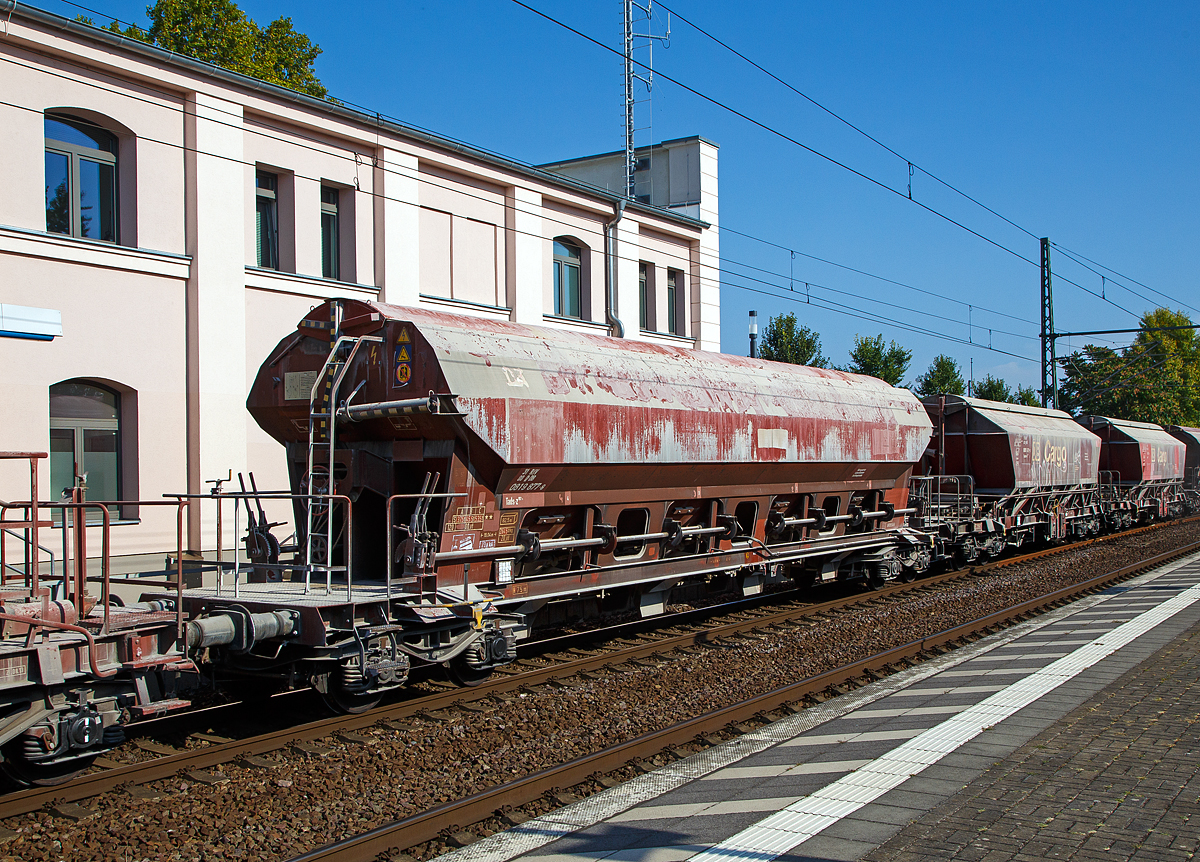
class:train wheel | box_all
[317,657,387,715]
[898,546,930,582]
[320,688,384,715]
[865,558,893,591]
[955,536,979,566]
[446,653,494,687]
[0,742,96,789]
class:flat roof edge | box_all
[539,135,719,170]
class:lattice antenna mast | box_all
[624,0,670,199]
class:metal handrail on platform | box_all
[167,490,356,600]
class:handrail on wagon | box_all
[1,528,55,580]
[2,495,188,641]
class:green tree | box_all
[1014,385,1039,407]
[972,374,1011,403]
[914,354,965,396]
[759,313,828,367]
[78,0,326,98]
[843,334,911,386]
[1058,308,1200,425]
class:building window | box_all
[321,186,340,280]
[256,171,279,269]
[50,381,121,516]
[666,269,681,335]
[553,239,582,318]
[639,263,649,330]
[44,115,118,242]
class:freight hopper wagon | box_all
[1166,425,1200,512]
[228,299,933,706]
[912,396,1103,564]
[1078,416,1186,525]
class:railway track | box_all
[286,532,1200,862]
[1,517,1191,831]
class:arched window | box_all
[552,238,583,318]
[50,381,121,504]
[44,114,119,242]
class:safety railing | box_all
[1,492,188,640]
[908,475,976,524]
[166,489,356,600]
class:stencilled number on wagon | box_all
[508,468,545,492]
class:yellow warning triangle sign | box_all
[398,327,411,343]
[397,346,411,362]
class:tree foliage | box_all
[843,334,911,386]
[967,374,1040,406]
[759,313,828,368]
[1014,385,1039,407]
[78,0,327,98]
[973,374,1011,403]
[914,354,965,397]
[1059,308,1200,425]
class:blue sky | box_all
[50,0,1200,388]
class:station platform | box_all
[438,551,1200,862]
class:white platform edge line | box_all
[433,553,1200,862]
[686,562,1200,862]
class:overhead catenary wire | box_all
[721,259,1038,341]
[9,23,1145,359]
[1051,241,1197,314]
[722,274,1038,364]
[1,49,1043,360]
[717,223,1037,327]
[1057,329,1190,406]
[650,0,1041,243]
[49,0,1174,324]
[33,3,1171,359]
[648,1,1185,325]
[40,1,1065,334]
[509,1,1159,325]
[1050,242,1200,317]
[507,0,1046,270]
[1060,348,1173,407]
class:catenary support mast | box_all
[1040,237,1057,409]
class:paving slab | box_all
[867,609,1200,862]
[434,553,1200,862]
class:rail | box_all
[286,534,1200,862]
[4,516,1193,821]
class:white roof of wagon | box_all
[372,302,934,465]
[1079,415,1182,447]
[937,395,1100,443]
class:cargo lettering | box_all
[1043,441,1068,474]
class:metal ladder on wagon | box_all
[301,301,380,595]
